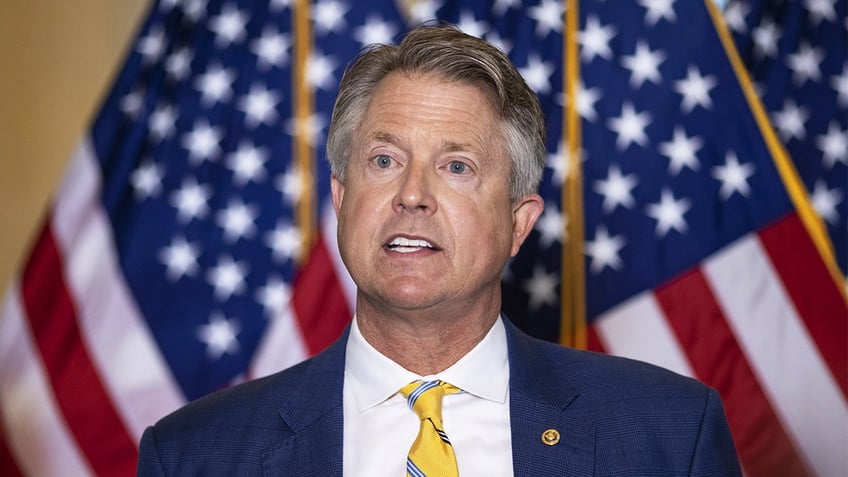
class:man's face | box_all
[331,72,543,316]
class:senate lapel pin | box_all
[541,428,561,446]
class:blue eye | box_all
[448,161,468,174]
[374,155,392,168]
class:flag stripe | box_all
[0,431,23,477]
[654,268,809,476]
[704,226,848,477]
[52,143,185,440]
[20,223,138,476]
[292,234,352,355]
[758,214,848,398]
[0,283,92,477]
[593,292,695,379]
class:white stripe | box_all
[594,291,695,378]
[704,234,848,477]
[322,204,356,310]
[53,140,185,439]
[250,304,310,378]
[0,283,93,476]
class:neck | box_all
[355,295,500,376]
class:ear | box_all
[330,175,345,216]
[509,194,544,257]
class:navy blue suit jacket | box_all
[137,319,741,476]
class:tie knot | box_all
[400,380,460,421]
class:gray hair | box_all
[325,24,546,199]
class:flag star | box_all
[638,0,676,25]
[659,127,703,175]
[833,63,848,107]
[773,99,810,142]
[171,178,212,222]
[149,103,177,142]
[523,266,559,311]
[227,142,268,185]
[165,47,193,81]
[216,200,259,243]
[622,41,665,88]
[674,65,717,113]
[408,0,441,24]
[722,2,750,33]
[207,256,248,301]
[646,189,691,236]
[182,0,208,23]
[312,0,348,35]
[256,276,292,319]
[593,164,638,213]
[570,81,600,122]
[251,27,292,69]
[585,226,626,274]
[284,112,327,147]
[265,221,303,262]
[131,160,164,199]
[535,205,565,249]
[182,120,223,163]
[810,180,843,225]
[276,165,303,204]
[456,11,489,38]
[195,64,236,106]
[752,19,780,58]
[238,84,280,127]
[580,15,616,62]
[805,0,837,25]
[270,0,293,11]
[546,140,568,185]
[815,121,848,169]
[493,0,519,15]
[353,16,398,47]
[306,50,339,91]
[712,152,755,200]
[786,42,824,85]
[158,237,201,281]
[137,26,166,64]
[528,0,564,37]
[120,88,145,119]
[197,313,241,359]
[608,102,652,151]
[210,5,248,46]
[519,55,555,94]
[484,32,513,55]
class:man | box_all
[137,25,742,476]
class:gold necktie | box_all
[400,380,462,477]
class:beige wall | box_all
[0,1,148,292]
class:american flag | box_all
[0,0,845,476]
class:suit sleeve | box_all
[136,426,167,477]
[689,388,743,477]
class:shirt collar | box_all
[344,315,510,412]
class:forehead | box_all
[356,72,504,148]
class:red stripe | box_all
[19,222,138,476]
[292,234,352,355]
[655,268,810,477]
[586,325,606,353]
[0,429,24,477]
[758,213,848,398]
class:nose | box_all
[393,161,436,215]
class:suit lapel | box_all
[261,327,350,476]
[505,320,596,476]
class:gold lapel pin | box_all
[541,429,560,446]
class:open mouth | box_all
[385,236,439,253]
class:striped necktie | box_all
[400,380,462,477]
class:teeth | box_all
[388,237,433,252]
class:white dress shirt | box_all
[342,315,513,476]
